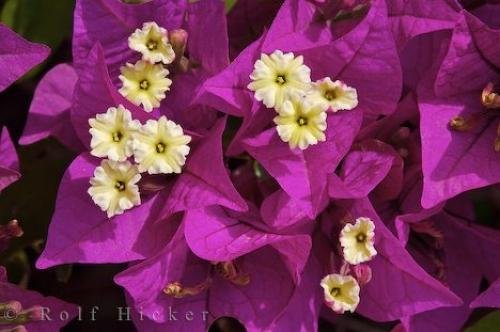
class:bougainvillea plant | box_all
[0,0,499,331]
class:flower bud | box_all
[448,116,470,132]
[0,221,23,253]
[23,305,44,321]
[213,261,250,286]
[391,126,411,144]
[482,82,500,109]
[169,29,188,59]
[397,148,409,158]
[352,264,372,286]
[163,282,183,298]
[410,220,443,242]
[0,219,23,240]
[163,279,210,298]
[1,220,23,252]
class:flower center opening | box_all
[155,142,166,153]
[146,40,158,51]
[297,117,308,126]
[330,287,341,297]
[112,131,123,142]
[275,74,287,85]
[324,89,338,101]
[114,181,126,192]
[139,79,150,90]
[356,233,367,243]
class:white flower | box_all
[248,50,311,110]
[307,77,358,112]
[340,217,377,265]
[119,60,172,112]
[320,274,360,314]
[88,105,141,161]
[273,95,327,150]
[88,160,141,218]
[133,116,191,174]
[128,22,175,64]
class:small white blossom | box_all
[248,50,311,110]
[320,274,360,314]
[119,60,172,112]
[88,105,140,161]
[88,160,141,218]
[133,116,191,174]
[128,22,175,64]
[340,217,377,265]
[274,96,327,150]
[307,77,358,112]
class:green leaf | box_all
[0,0,74,78]
[55,264,73,283]
[1,0,74,49]
[3,250,30,285]
[225,0,237,12]
[0,139,75,264]
[466,311,500,332]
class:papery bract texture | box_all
[0,128,20,192]
[418,12,500,208]
[0,24,49,92]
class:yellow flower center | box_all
[275,74,287,85]
[114,181,126,192]
[139,79,150,90]
[324,89,338,101]
[112,131,123,142]
[297,116,308,126]
[146,39,158,51]
[156,142,166,153]
[356,233,367,243]
[330,287,341,297]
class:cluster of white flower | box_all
[119,22,176,112]
[87,105,191,218]
[248,50,358,150]
[320,217,377,314]
[87,22,191,218]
